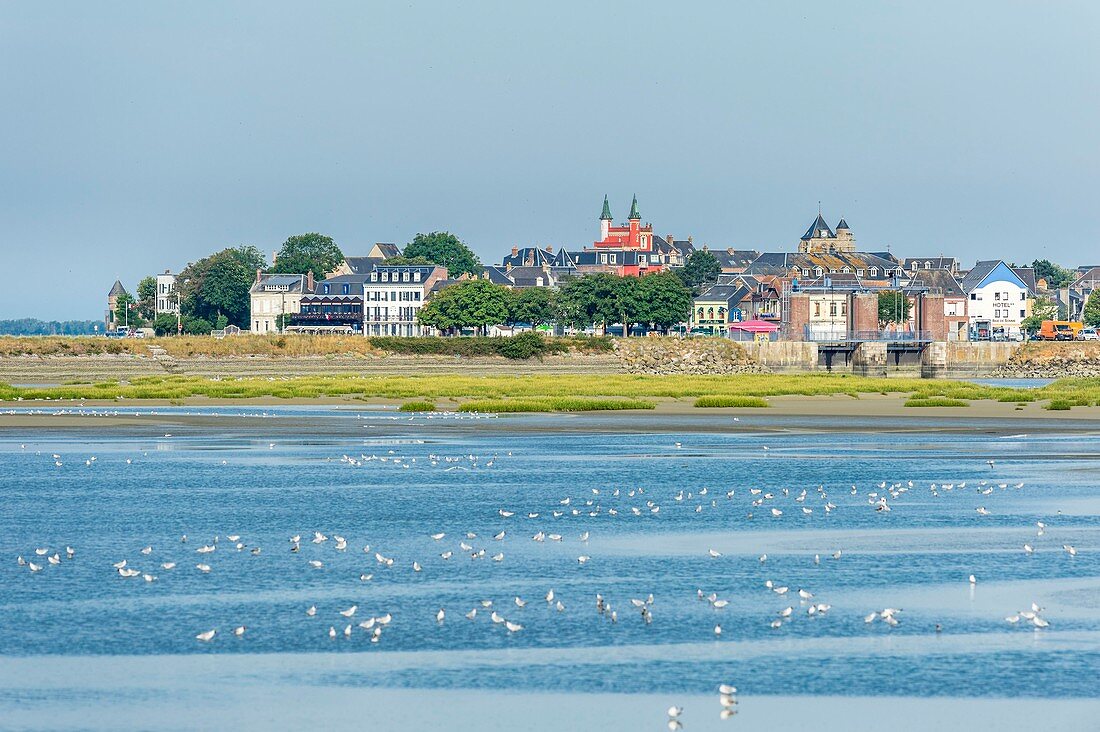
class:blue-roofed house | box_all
[959,260,1032,339]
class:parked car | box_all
[1079,328,1098,341]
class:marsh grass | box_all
[693,395,769,408]
[2,372,1098,413]
[904,397,969,407]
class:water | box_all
[967,378,1056,389]
[3,406,1099,728]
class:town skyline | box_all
[3,1,1097,320]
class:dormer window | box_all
[370,272,378,282]
[414,272,421,282]
[814,267,824,276]
[856,269,864,277]
[870,267,878,277]
[323,284,330,294]
[403,271,410,282]
[925,262,931,269]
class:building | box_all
[249,272,315,333]
[363,265,449,336]
[327,243,402,277]
[1069,266,1100,320]
[691,283,751,335]
[797,213,857,254]
[106,280,129,332]
[291,274,368,334]
[484,265,558,289]
[959,260,1032,339]
[155,271,177,314]
[901,257,961,275]
[908,269,969,341]
[712,248,761,274]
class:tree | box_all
[136,276,157,321]
[637,271,693,332]
[1084,290,1100,327]
[878,291,913,326]
[114,293,145,329]
[1031,259,1074,289]
[181,315,214,335]
[152,313,179,336]
[611,276,645,336]
[676,250,721,294]
[508,287,556,327]
[178,246,266,328]
[417,280,511,334]
[1021,296,1060,335]
[403,232,481,278]
[270,233,344,278]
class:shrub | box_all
[496,332,548,360]
[399,400,436,412]
[693,395,769,408]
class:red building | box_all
[595,194,654,252]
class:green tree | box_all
[508,287,556,327]
[417,280,510,334]
[1020,296,1060,335]
[152,313,179,336]
[611,276,645,336]
[178,246,266,327]
[114,293,145,329]
[878,291,913,325]
[136,276,157,321]
[637,271,693,332]
[403,232,482,278]
[181,315,214,335]
[1030,259,1074,289]
[270,233,344,278]
[676,249,721,294]
[1084,290,1100,327]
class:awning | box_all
[728,319,779,333]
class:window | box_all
[342,284,350,295]
[403,272,410,282]
[829,303,837,317]
[870,268,878,277]
[802,269,810,277]
[1019,310,1026,318]
[1019,292,1025,301]
[414,272,421,282]
[371,272,378,282]
[609,253,617,263]
[601,254,608,264]
[995,292,1001,301]
[857,269,865,277]
[814,303,821,317]
[323,284,330,294]
[925,262,931,269]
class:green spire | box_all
[600,195,612,221]
[628,194,640,220]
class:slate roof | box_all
[711,248,760,270]
[250,273,311,294]
[801,214,835,240]
[901,257,958,271]
[108,280,129,297]
[341,256,385,274]
[1011,267,1038,295]
[907,269,966,297]
[693,284,751,307]
[744,251,902,277]
[507,266,554,288]
[372,243,401,259]
[502,247,555,268]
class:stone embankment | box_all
[990,342,1100,378]
[615,338,768,375]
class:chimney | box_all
[688,236,693,244]
[306,271,315,291]
[667,234,674,244]
[545,245,552,253]
[256,268,262,283]
[511,246,519,257]
[727,248,734,255]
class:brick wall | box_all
[787,293,810,340]
[851,293,879,333]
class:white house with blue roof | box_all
[960,260,1032,339]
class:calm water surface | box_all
[2,406,1099,725]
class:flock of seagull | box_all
[11,427,1087,725]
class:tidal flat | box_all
[2,406,1098,730]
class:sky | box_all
[1,1,1098,320]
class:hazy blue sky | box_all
[2,1,1097,320]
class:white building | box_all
[960,260,1032,339]
[249,271,314,333]
[364,265,449,336]
[155,271,177,314]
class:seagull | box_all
[306,605,317,617]
[195,630,216,642]
[969,574,977,585]
[431,533,445,540]
[708,549,721,558]
[1064,544,1077,556]
[339,605,358,618]
[233,626,246,636]
[436,608,445,623]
